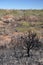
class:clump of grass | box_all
[16,27,29,32]
[15,26,37,32]
[20,21,30,27]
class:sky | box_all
[0,0,43,9]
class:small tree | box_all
[24,31,39,57]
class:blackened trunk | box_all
[27,48,30,57]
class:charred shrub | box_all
[10,31,40,57]
[24,31,40,57]
[0,44,6,49]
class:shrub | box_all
[10,30,40,57]
[24,30,39,57]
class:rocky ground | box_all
[0,31,43,65]
[0,45,43,65]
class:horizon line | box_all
[0,8,43,10]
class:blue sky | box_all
[0,0,43,9]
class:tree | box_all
[10,30,40,57]
[24,31,39,57]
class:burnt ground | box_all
[0,45,43,65]
[0,10,43,65]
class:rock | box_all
[39,58,43,63]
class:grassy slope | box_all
[0,9,43,37]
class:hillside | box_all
[0,9,43,65]
[0,9,43,38]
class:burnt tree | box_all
[24,31,39,57]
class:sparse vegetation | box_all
[0,9,43,65]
